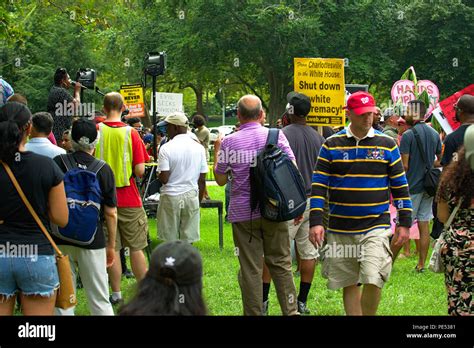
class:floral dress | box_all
[440,197,474,316]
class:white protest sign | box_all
[154,93,183,116]
[431,106,453,135]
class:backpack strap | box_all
[412,126,431,171]
[266,128,279,146]
[60,153,78,171]
[87,158,106,174]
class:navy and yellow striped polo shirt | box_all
[310,127,412,234]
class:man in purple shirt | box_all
[214,95,298,316]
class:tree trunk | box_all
[267,72,287,126]
[182,83,204,116]
[195,87,204,116]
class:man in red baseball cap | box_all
[309,91,412,316]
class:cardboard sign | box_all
[391,79,440,115]
[438,84,474,133]
[120,84,145,118]
[294,58,345,126]
[154,92,183,116]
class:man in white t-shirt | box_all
[157,112,208,243]
[25,112,66,158]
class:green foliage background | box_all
[1,0,473,124]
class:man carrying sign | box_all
[309,91,412,315]
[441,95,474,166]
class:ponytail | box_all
[0,102,32,163]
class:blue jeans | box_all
[0,255,59,299]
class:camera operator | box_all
[47,68,82,142]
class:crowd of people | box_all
[0,69,472,317]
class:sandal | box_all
[415,266,425,273]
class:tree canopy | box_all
[1,0,472,125]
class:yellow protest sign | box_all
[294,58,345,126]
[120,84,145,118]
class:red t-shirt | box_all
[101,121,150,208]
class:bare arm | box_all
[48,182,68,227]
[198,173,206,202]
[212,136,228,186]
[437,200,450,224]
[214,171,228,186]
[104,205,117,249]
[401,153,409,172]
[134,163,145,178]
[159,170,170,185]
[71,83,81,106]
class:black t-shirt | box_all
[441,124,470,166]
[322,126,335,139]
[283,124,324,196]
[0,152,64,255]
[47,85,74,141]
[53,151,117,249]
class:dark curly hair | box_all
[118,242,207,316]
[0,102,32,163]
[118,277,207,316]
[437,146,474,209]
[192,114,206,127]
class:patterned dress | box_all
[440,196,474,316]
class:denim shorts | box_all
[0,255,59,299]
[411,192,434,222]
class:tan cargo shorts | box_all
[320,228,393,290]
[105,207,149,252]
[288,200,318,260]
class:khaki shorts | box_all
[105,207,149,252]
[321,228,393,290]
[157,189,200,243]
[288,200,318,260]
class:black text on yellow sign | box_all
[119,84,145,118]
[294,58,345,127]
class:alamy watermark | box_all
[0,242,38,261]
[320,242,366,261]
[55,101,95,119]
[216,147,258,167]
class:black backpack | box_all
[250,128,307,222]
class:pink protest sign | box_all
[391,79,440,115]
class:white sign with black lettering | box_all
[154,93,183,116]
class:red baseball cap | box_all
[344,91,377,115]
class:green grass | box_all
[207,116,238,128]
[74,185,447,316]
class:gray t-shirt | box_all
[282,123,324,195]
[400,123,442,194]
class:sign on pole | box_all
[119,84,145,118]
[294,58,345,127]
[155,92,184,117]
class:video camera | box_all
[76,68,96,89]
[144,52,167,77]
